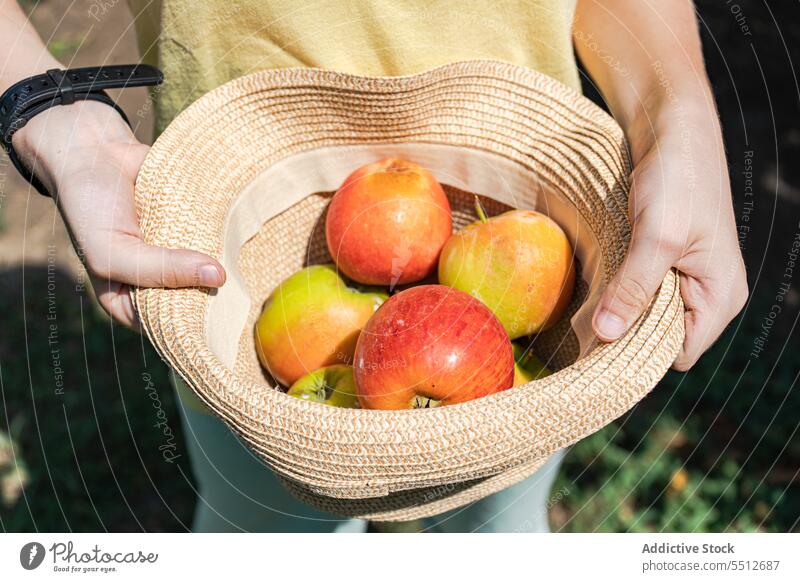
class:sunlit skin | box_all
[255,265,386,386]
[439,206,576,339]
[354,285,515,410]
[512,343,551,386]
[326,158,452,286]
[287,365,359,408]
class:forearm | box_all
[577,1,746,367]
[573,0,720,162]
[0,1,62,93]
[2,2,138,194]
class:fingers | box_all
[55,147,227,290]
[92,279,141,331]
[592,226,748,371]
[89,237,227,331]
[42,129,226,327]
[592,231,681,342]
[85,230,226,289]
[671,261,748,371]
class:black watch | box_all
[0,64,163,197]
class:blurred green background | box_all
[1,0,798,532]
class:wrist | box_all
[11,100,137,194]
[625,84,720,163]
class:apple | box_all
[438,199,575,339]
[287,365,359,408]
[354,285,515,410]
[512,343,551,386]
[255,264,387,386]
[326,158,452,287]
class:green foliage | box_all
[555,289,799,533]
[0,266,194,531]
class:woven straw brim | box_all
[131,60,684,521]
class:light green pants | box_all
[172,373,564,532]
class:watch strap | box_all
[0,64,163,196]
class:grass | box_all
[554,288,799,532]
[0,266,194,531]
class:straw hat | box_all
[131,60,684,521]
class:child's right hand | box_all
[12,100,226,329]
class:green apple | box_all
[513,343,551,386]
[438,198,576,339]
[255,264,387,386]
[287,365,359,408]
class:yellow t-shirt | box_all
[128,0,580,134]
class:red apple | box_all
[354,285,515,410]
[325,158,452,287]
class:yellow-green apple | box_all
[512,343,551,386]
[325,158,452,287]
[354,285,514,410]
[287,365,359,408]
[255,264,386,386]
[438,201,575,338]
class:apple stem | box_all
[317,376,335,401]
[474,195,489,223]
[411,395,441,409]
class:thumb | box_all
[87,230,226,289]
[592,234,678,342]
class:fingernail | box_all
[199,264,223,287]
[595,310,627,341]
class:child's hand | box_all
[13,100,226,329]
[592,114,748,370]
